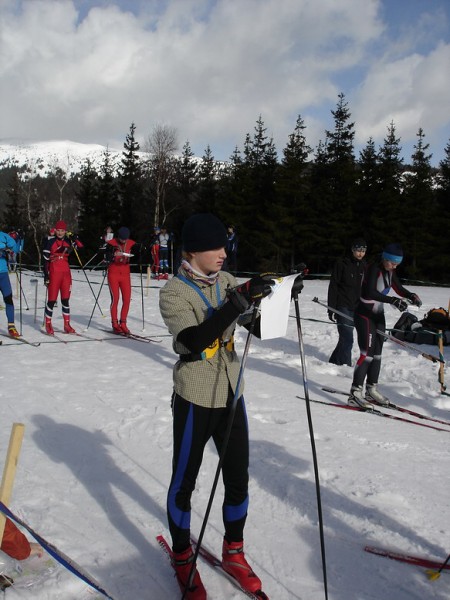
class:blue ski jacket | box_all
[0,232,20,274]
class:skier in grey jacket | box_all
[159,213,273,599]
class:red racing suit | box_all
[106,238,136,324]
[43,235,83,302]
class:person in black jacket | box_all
[327,238,367,366]
[348,242,422,409]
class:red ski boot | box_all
[120,321,130,335]
[64,318,76,334]
[45,318,54,335]
[222,539,262,594]
[172,546,207,600]
[8,324,20,338]
[112,321,123,334]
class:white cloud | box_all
[353,41,450,155]
[0,0,448,163]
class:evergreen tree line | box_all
[1,93,449,282]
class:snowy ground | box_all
[0,269,449,600]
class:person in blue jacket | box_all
[0,230,22,337]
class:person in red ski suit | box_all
[42,220,83,335]
[105,227,136,335]
[150,226,160,278]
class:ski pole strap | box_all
[0,502,116,600]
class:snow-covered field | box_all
[0,269,449,600]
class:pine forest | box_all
[1,94,449,283]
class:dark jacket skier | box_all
[327,238,367,366]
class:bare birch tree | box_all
[145,124,178,226]
[48,151,72,220]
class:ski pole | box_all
[139,244,145,331]
[72,244,104,317]
[426,552,450,580]
[145,265,151,297]
[437,330,446,394]
[182,302,260,600]
[15,269,29,311]
[42,285,48,327]
[82,252,98,270]
[294,291,329,600]
[30,278,39,323]
[85,269,108,330]
[312,297,444,364]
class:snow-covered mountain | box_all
[0,140,144,176]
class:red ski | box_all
[365,545,450,571]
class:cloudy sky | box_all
[1,0,449,164]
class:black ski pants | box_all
[167,391,249,553]
[352,310,386,388]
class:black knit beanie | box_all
[351,237,367,250]
[182,213,228,252]
[117,227,130,240]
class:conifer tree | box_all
[307,139,332,272]
[356,137,379,244]
[77,158,101,254]
[197,145,218,213]
[4,170,27,231]
[118,122,146,238]
[374,121,403,248]
[216,146,247,260]
[97,148,120,233]
[322,93,357,260]
[175,140,198,215]
[276,115,311,271]
[435,139,450,273]
[239,116,278,271]
[402,128,434,277]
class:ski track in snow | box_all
[0,272,449,599]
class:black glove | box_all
[227,274,275,313]
[328,310,336,322]
[410,293,422,308]
[391,297,408,312]
[291,274,304,299]
[44,278,50,287]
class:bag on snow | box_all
[392,309,450,345]
[420,307,450,331]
